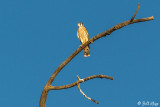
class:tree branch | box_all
[48,75,113,90]
[39,4,154,107]
[131,3,140,22]
[77,75,99,104]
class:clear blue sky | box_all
[0,0,160,107]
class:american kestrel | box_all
[77,22,90,57]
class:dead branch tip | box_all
[131,3,140,22]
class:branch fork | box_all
[77,75,99,104]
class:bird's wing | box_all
[84,27,89,40]
[77,29,82,44]
[82,27,89,41]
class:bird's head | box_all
[77,22,84,27]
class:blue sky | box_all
[0,0,160,107]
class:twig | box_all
[77,75,99,104]
[130,3,140,22]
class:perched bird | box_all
[77,22,90,57]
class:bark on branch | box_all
[48,75,113,90]
[39,4,154,107]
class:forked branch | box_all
[39,4,154,107]
[48,75,113,90]
[77,75,99,104]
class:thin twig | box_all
[77,75,99,104]
[131,3,140,22]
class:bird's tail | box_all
[84,46,90,57]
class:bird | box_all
[77,22,90,57]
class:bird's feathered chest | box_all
[77,26,89,44]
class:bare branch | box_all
[48,75,113,90]
[77,75,99,104]
[131,3,140,22]
[39,4,154,107]
[46,16,154,87]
